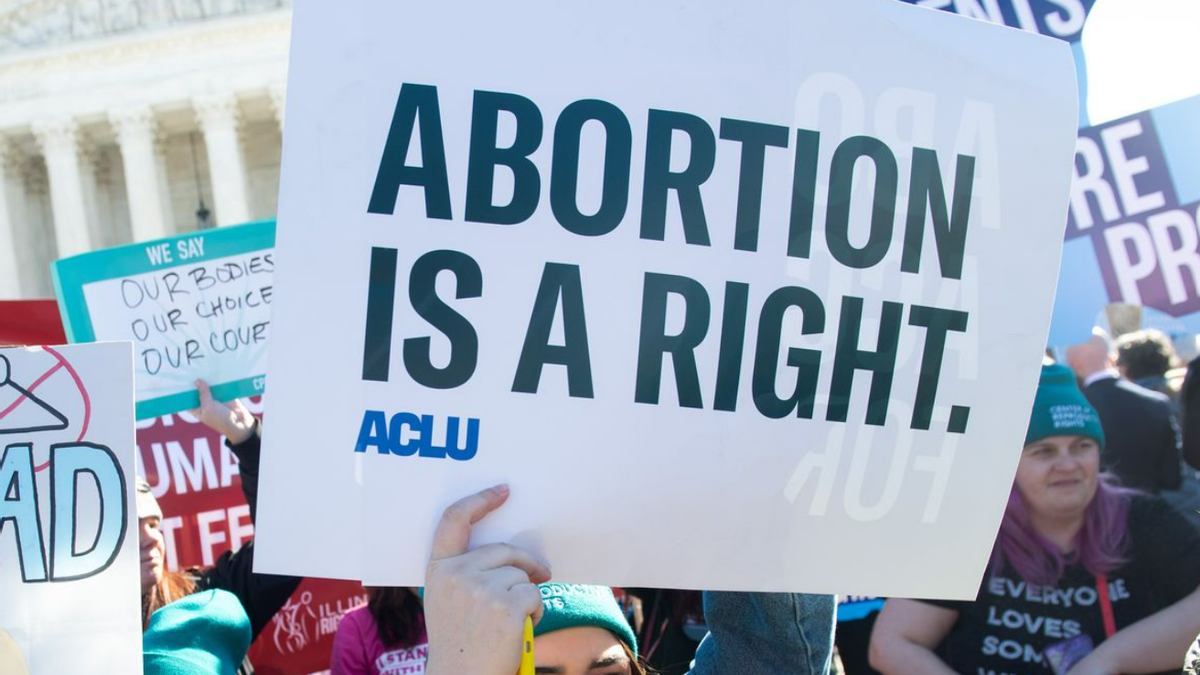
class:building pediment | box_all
[0,0,291,55]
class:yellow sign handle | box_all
[519,615,535,675]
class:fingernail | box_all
[495,483,510,495]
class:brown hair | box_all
[142,569,199,629]
[1116,329,1177,380]
[367,586,426,648]
[623,641,654,675]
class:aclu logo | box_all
[354,410,479,461]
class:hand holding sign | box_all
[189,379,255,445]
[424,485,550,675]
[258,0,1080,597]
[53,220,275,419]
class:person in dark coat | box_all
[1066,334,1183,492]
[139,380,301,675]
[1180,356,1200,472]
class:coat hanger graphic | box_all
[0,354,70,435]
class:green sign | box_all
[53,220,275,419]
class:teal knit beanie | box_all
[1024,363,1105,447]
[143,589,251,675]
[535,584,638,656]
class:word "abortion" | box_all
[362,85,980,434]
[369,84,975,277]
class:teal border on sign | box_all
[51,220,275,419]
[135,374,266,420]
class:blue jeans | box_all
[688,592,836,675]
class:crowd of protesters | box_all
[133,329,1200,675]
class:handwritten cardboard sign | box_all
[257,0,1078,598]
[53,221,275,419]
[0,342,141,674]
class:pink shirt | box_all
[330,605,428,675]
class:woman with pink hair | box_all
[869,364,1200,675]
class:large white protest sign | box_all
[257,0,1078,598]
[53,221,276,419]
[0,342,141,674]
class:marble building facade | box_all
[0,0,292,298]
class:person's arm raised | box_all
[424,485,552,675]
[867,599,960,675]
[190,379,263,519]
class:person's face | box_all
[139,516,165,594]
[1015,435,1100,523]
[535,627,632,675]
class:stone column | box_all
[193,93,251,227]
[111,106,170,243]
[269,84,286,132]
[32,117,93,258]
[154,133,175,233]
[0,139,21,298]
[76,140,101,246]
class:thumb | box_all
[229,397,252,418]
[195,379,213,408]
[429,485,510,560]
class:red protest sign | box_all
[0,299,67,346]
